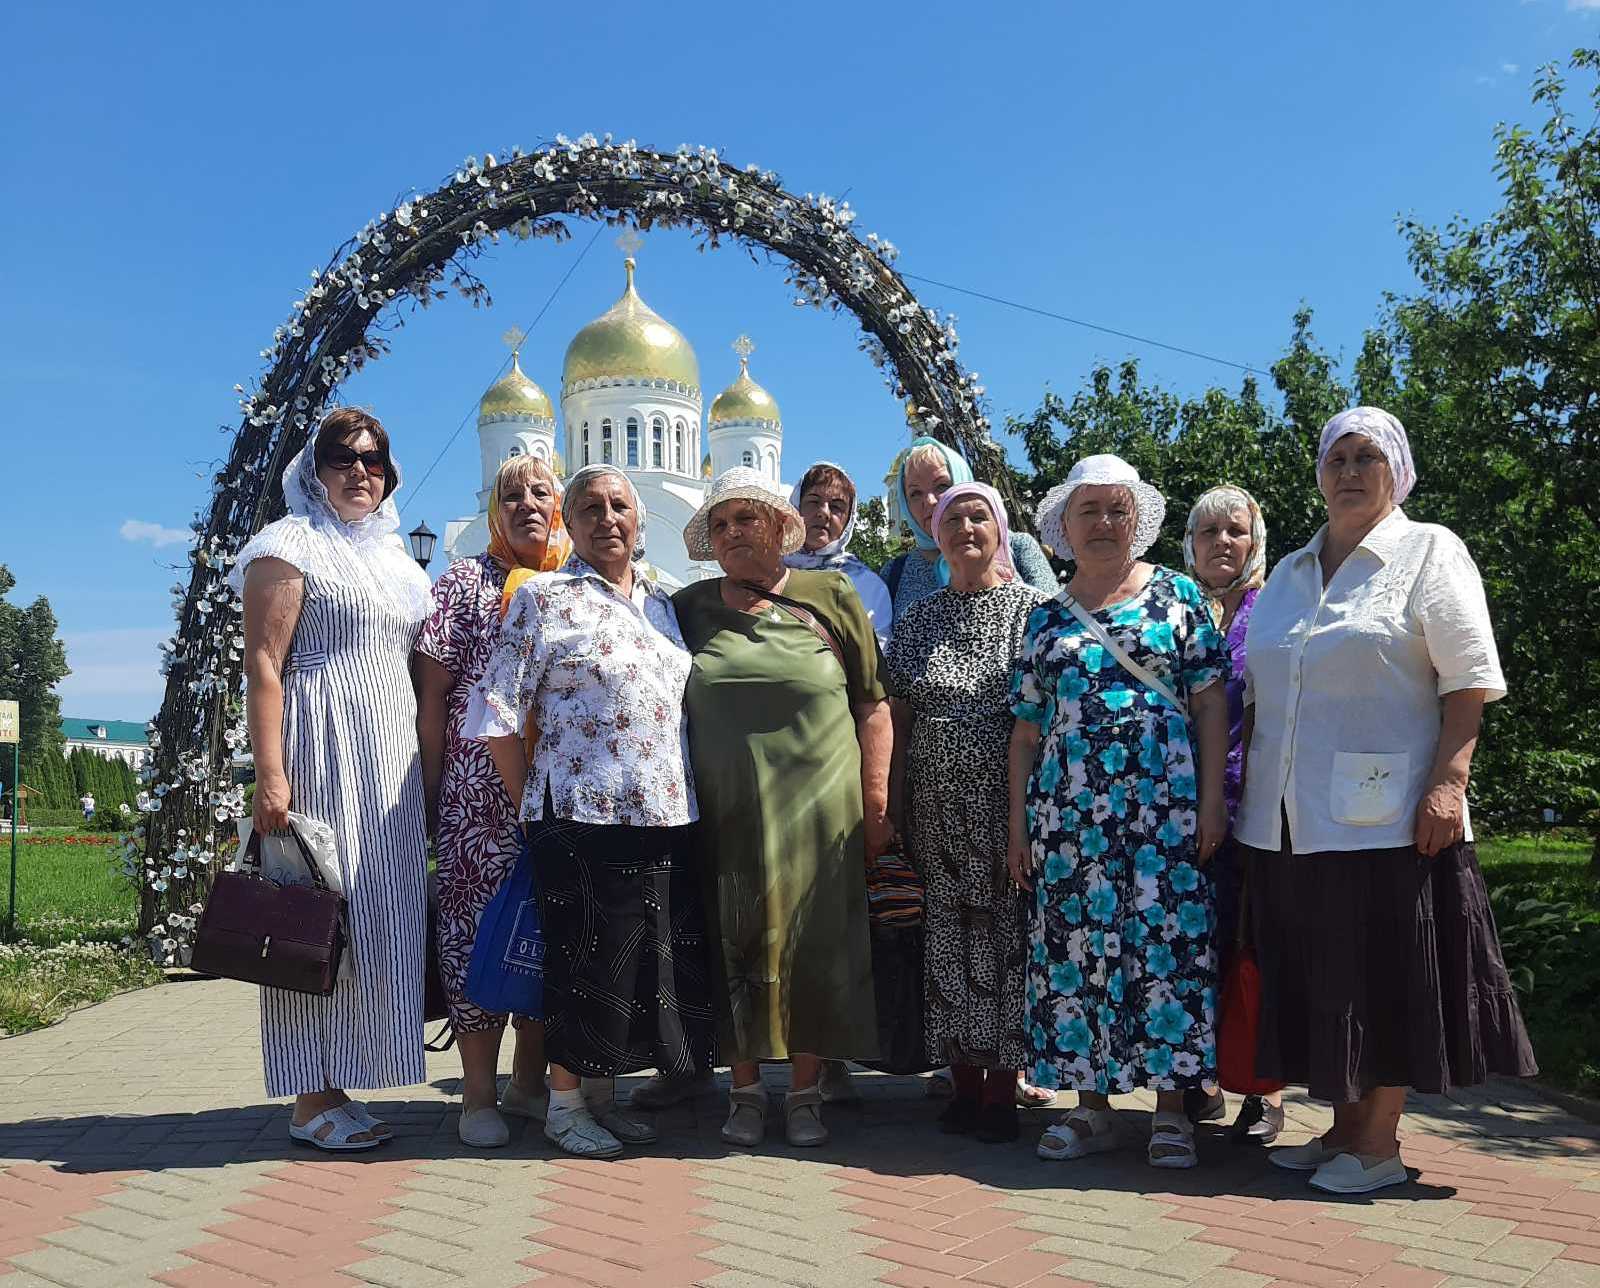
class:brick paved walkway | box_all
[3,980,1599,1288]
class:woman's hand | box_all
[1007,827,1036,892]
[1196,793,1228,867]
[1414,781,1467,857]
[864,809,894,861]
[253,772,291,835]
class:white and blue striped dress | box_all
[231,447,432,1099]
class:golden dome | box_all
[479,354,554,420]
[562,259,699,395]
[708,357,781,426]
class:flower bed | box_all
[0,940,163,1035]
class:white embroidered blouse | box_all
[1236,507,1505,855]
[465,555,698,827]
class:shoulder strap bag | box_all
[1060,593,1188,717]
[737,580,847,674]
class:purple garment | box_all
[1222,586,1259,825]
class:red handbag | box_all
[192,827,346,995]
[1216,882,1287,1096]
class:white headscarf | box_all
[561,463,648,564]
[1317,406,1416,505]
[782,461,893,646]
[785,462,859,570]
[228,438,432,624]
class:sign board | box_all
[0,700,17,745]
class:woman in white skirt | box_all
[231,408,433,1151]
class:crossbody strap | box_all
[1061,594,1188,718]
[737,580,847,675]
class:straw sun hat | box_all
[683,466,807,561]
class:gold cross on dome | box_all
[501,326,526,355]
[616,228,643,258]
[732,334,755,366]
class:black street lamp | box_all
[408,520,437,570]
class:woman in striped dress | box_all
[232,409,433,1152]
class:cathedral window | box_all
[742,449,754,468]
[673,420,685,473]
[626,417,640,467]
[582,421,590,466]
[651,416,665,468]
[602,419,613,464]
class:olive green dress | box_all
[674,569,884,1064]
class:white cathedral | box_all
[443,250,784,588]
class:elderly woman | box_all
[1007,454,1230,1169]
[787,461,893,646]
[673,467,889,1148]
[884,436,1059,1108]
[1180,485,1285,1144]
[414,454,571,1147]
[232,408,432,1152]
[1237,408,1536,1195]
[888,483,1047,1143]
[468,463,713,1159]
[882,437,1058,621]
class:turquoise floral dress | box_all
[1010,568,1228,1094]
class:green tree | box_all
[846,496,912,572]
[0,565,69,801]
[1365,48,1600,849]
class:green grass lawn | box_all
[3,827,138,935]
[0,827,153,1035]
[1477,831,1599,1097]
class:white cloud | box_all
[120,518,191,548]
[1477,74,1498,86]
[1502,62,1521,74]
[57,627,169,723]
[1570,0,1600,9]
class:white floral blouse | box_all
[465,554,698,828]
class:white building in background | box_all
[444,249,785,589]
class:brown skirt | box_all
[1243,832,1537,1103]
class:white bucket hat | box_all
[1035,453,1166,561]
[683,466,806,561]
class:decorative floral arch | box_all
[132,135,1018,957]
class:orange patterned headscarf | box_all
[486,455,572,758]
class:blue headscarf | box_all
[897,436,976,585]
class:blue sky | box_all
[2,0,1594,722]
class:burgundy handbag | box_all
[192,827,346,995]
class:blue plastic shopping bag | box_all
[464,836,545,1018]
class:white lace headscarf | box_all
[228,438,433,624]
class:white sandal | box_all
[343,1100,393,1139]
[1037,1107,1121,1161]
[1148,1111,1198,1169]
[289,1105,382,1153]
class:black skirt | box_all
[1243,833,1537,1103]
[527,814,715,1079]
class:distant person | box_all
[230,408,433,1153]
[414,453,571,1148]
[80,792,95,823]
[1237,407,1536,1195]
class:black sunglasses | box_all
[322,446,388,477]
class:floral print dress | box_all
[1009,567,1228,1094]
[415,554,521,1034]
